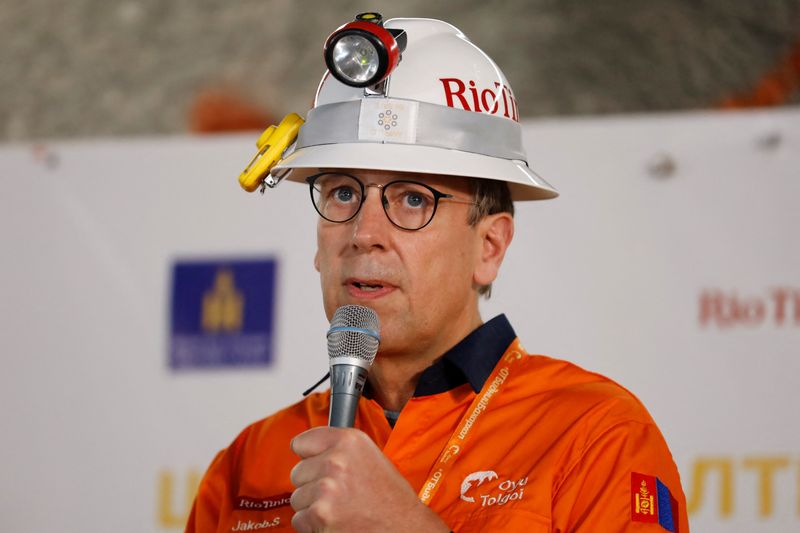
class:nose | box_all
[351,186,390,250]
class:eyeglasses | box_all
[306,172,477,231]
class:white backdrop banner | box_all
[0,107,798,532]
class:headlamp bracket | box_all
[323,13,406,89]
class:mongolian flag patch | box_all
[631,472,679,532]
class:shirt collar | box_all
[413,314,516,396]
[307,314,517,399]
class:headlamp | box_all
[323,13,407,88]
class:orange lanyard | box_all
[417,338,526,506]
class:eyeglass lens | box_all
[310,173,441,230]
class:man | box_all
[188,15,688,532]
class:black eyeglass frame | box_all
[305,172,475,231]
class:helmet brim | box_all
[274,142,558,201]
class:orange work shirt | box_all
[188,317,688,532]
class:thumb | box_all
[291,426,346,458]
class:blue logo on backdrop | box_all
[170,258,277,369]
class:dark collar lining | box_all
[412,314,516,397]
[306,315,517,400]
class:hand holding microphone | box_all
[288,305,449,533]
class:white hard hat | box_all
[273,17,558,201]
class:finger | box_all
[290,508,313,533]
[290,476,339,511]
[290,481,335,528]
[290,508,317,533]
[289,479,318,512]
[290,452,332,487]
[291,501,334,532]
[291,426,348,458]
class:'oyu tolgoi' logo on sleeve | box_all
[460,470,528,507]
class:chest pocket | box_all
[449,508,551,532]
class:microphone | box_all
[326,305,380,428]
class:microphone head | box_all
[327,305,380,368]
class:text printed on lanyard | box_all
[417,339,526,506]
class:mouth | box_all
[346,278,396,299]
[352,280,385,291]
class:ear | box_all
[473,213,514,287]
[314,249,321,272]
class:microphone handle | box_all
[329,364,368,428]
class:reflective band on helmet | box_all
[296,98,526,162]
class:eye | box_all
[333,186,357,203]
[403,191,427,209]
